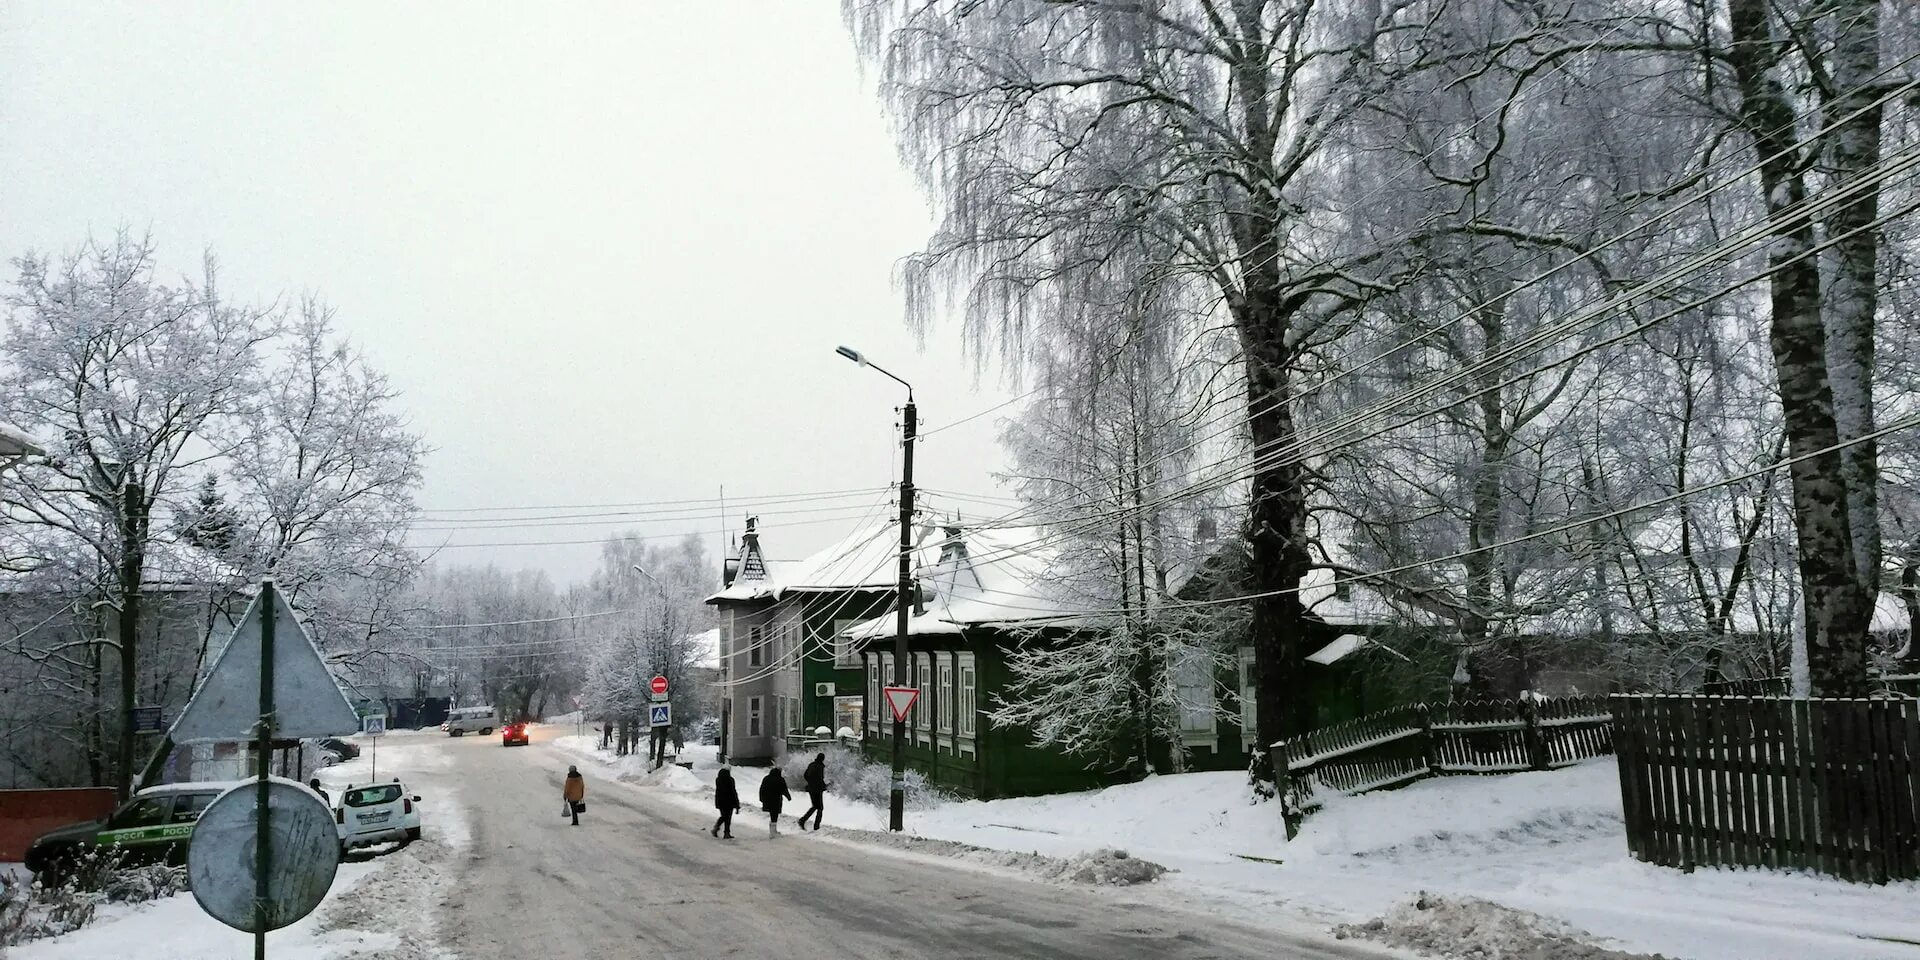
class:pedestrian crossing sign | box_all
[648,703,672,728]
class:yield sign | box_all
[170,585,360,742]
[882,686,919,723]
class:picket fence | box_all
[1272,695,1614,837]
[1611,695,1920,882]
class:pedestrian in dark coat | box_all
[796,753,827,831]
[711,767,741,839]
[758,768,792,838]
[562,765,586,826]
[600,721,613,751]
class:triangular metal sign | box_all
[883,687,919,723]
[170,585,360,742]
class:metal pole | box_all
[255,580,277,960]
[890,399,916,832]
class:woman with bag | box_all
[562,765,586,826]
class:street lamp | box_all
[836,344,915,832]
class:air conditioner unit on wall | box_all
[814,682,835,697]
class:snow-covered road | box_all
[429,725,1395,960]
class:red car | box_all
[501,722,530,746]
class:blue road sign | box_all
[131,706,164,734]
[648,703,672,728]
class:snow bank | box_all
[912,770,1288,868]
[1334,893,1667,960]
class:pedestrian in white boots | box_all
[758,767,791,838]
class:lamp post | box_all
[835,345,914,832]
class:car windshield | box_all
[343,785,404,807]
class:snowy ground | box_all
[13,729,467,960]
[552,737,1920,960]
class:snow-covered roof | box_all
[843,525,1105,640]
[705,521,901,604]
[0,421,43,458]
[1306,633,1371,665]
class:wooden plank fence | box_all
[1274,695,1613,837]
[1612,695,1920,882]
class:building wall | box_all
[797,591,891,736]
[716,600,782,765]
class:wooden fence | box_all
[1611,695,1920,882]
[1273,695,1614,836]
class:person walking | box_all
[307,778,330,805]
[600,720,613,751]
[758,767,791,838]
[711,767,741,839]
[562,765,586,826]
[796,753,827,831]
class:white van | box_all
[441,705,498,736]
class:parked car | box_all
[334,779,421,850]
[442,705,497,736]
[24,781,238,881]
[318,737,361,760]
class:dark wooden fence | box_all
[1273,695,1613,837]
[1611,695,1920,882]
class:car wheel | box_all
[405,827,421,843]
[479,726,492,735]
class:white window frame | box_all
[937,658,954,736]
[914,652,932,742]
[748,624,765,667]
[957,652,976,754]
[879,652,894,738]
[1238,646,1257,750]
[832,618,861,667]
[748,695,763,738]
[866,655,880,734]
[1175,648,1218,746]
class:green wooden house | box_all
[842,528,1453,799]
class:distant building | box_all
[0,540,245,789]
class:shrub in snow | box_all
[0,849,190,947]
[1333,893,1669,960]
[1056,848,1167,886]
[778,745,947,809]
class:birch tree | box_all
[846,0,1620,765]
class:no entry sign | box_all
[650,675,669,696]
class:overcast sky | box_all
[0,2,1020,585]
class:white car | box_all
[335,780,422,850]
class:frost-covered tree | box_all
[991,273,1240,773]
[0,233,268,795]
[219,295,426,661]
[845,0,1679,769]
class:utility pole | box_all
[891,398,915,831]
[835,344,918,832]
